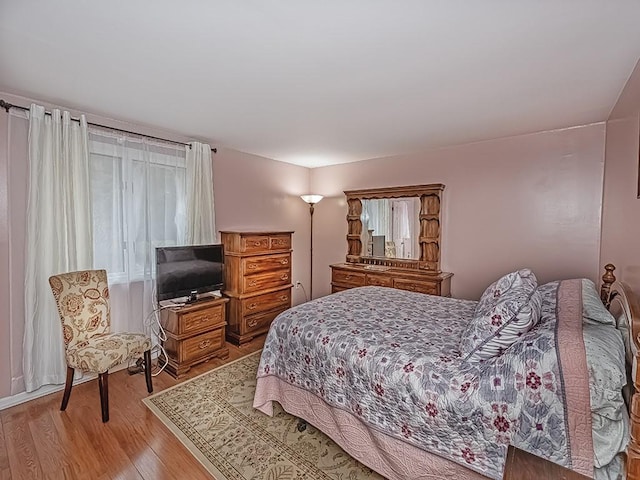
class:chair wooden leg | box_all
[60,367,74,411]
[144,350,153,393]
[98,371,109,423]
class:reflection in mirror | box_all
[361,198,421,259]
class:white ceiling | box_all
[1,1,639,168]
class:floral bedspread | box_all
[256,283,581,479]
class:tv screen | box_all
[155,244,224,302]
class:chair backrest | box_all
[49,269,111,350]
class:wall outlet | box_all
[295,281,302,289]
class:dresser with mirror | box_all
[330,184,453,296]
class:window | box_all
[88,130,187,283]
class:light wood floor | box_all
[0,336,266,480]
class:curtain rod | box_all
[0,99,217,153]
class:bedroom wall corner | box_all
[601,58,640,292]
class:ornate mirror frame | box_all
[344,184,444,273]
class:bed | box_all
[253,264,640,480]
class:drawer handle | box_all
[248,264,257,269]
[345,275,352,280]
[193,316,211,324]
[273,239,285,245]
[248,319,258,327]
[280,259,289,265]
[247,303,258,310]
[198,339,212,349]
[252,241,262,247]
[248,280,258,287]
[280,274,289,281]
[279,295,288,301]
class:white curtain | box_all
[88,130,187,337]
[391,199,414,259]
[23,104,93,392]
[186,142,216,244]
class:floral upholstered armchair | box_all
[49,269,153,422]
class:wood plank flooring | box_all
[0,337,265,480]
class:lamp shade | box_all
[300,194,323,205]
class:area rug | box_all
[143,351,384,480]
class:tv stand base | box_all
[160,297,230,379]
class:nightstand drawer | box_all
[243,253,290,274]
[182,329,225,363]
[182,304,225,335]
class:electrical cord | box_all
[128,285,188,377]
[128,303,171,376]
[145,304,170,377]
[298,283,309,302]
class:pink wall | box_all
[311,124,607,300]
[601,60,640,291]
[0,91,310,400]
[212,147,311,304]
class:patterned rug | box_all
[143,351,384,480]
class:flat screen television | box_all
[155,244,225,303]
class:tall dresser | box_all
[220,231,293,346]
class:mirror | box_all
[344,184,445,273]
[361,198,421,259]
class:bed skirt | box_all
[253,375,490,480]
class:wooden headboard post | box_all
[600,263,640,480]
[596,263,640,479]
[601,263,617,309]
[630,389,640,480]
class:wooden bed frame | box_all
[600,264,640,480]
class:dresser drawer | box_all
[243,269,291,293]
[393,279,438,295]
[240,235,270,253]
[182,328,225,362]
[243,307,287,335]
[331,285,350,294]
[242,289,290,316]
[269,235,291,251]
[181,304,225,335]
[243,253,290,274]
[365,273,393,287]
[332,269,365,287]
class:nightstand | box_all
[160,297,229,378]
[502,445,591,479]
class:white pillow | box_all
[582,279,616,325]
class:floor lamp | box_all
[300,194,323,299]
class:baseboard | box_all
[0,352,159,411]
[0,370,107,411]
